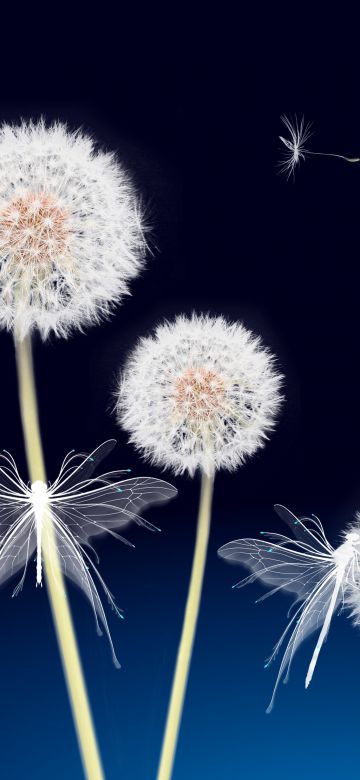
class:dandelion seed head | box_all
[117,313,283,477]
[173,367,226,422]
[0,120,146,339]
[0,192,70,268]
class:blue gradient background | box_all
[1,13,360,778]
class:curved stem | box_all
[14,334,104,780]
[156,471,214,780]
[306,150,360,163]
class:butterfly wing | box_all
[264,568,341,712]
[0,506,36,593]
[46,506,121,667]
[0,458,36,592]
[50,440,117,493]
[44,444,177,665]
[274,504,334,555]
[47,475,176,665]
[218,536,332,600]
[219,528,339,711]
[51,476,177,543]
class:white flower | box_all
[117,314,283,477]
[278,114,312,178]
[0,120,146,339]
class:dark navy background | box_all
[0,13,359,779]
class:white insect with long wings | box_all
[0,439,176,666]
[218,504,360,712]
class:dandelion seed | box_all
[278,114,360,180]
[278,115,313,179]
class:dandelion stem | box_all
[156,471,214,780]
[14,334,104,780]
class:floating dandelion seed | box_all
[117,313,283,780]
[0,439,176,666]
[278,114,360,180]
[218,504,360,712]
[0,119,146,339]
[278,115,313,178]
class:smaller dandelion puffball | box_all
[117,314,283,477]
[0,120,146,339]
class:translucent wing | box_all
[218,536,333,600]
[0,496,30,534]
[274,504,334,556]
[0,452,36,593]
[44,443,177,664]
[264,569,342,712]
[50,476,177,542]
[0,443,177,665]
[50,440,118,493]
[47,506,121,667]
[48,475,177,666]
[218,505,341,711]
[0,451,29,532]
[0,508,36,595]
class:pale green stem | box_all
[156,471,214,780]
[14,333,105,780]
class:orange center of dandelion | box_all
[173,367,225,421]
[0,192,70,265]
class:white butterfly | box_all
[218,504,360,712]
[0,439,177,666]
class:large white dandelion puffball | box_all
[0,120,146,339]
[117,314,284,477]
